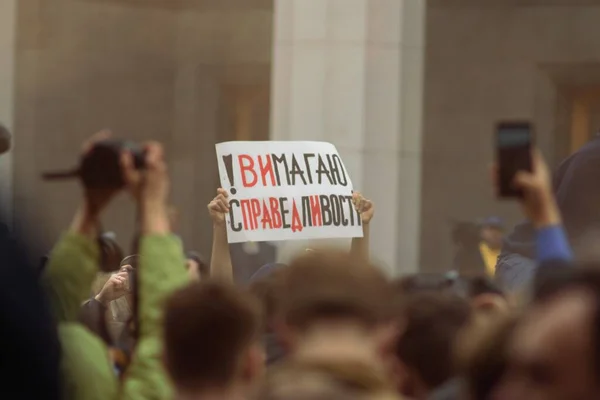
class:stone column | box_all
[0,0,17,222]
[269,0,426,275]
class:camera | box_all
[43,139,145,190]
[80,140,145,190]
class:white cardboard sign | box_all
[215,141,364,243]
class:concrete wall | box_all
[421,1,600,271]
[13,0,273,255]
[269,0,426,275]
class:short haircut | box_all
[394,291,472,389]
[277,250,392,330]
[249,268,286,327]
[457,315,518,400]
[186,251,209,279]
[163,281,262,391]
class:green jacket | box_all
[44,233,188,400]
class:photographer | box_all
[43,133,188,400]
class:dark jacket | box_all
[497,136,600,290]
[0,220,61,400]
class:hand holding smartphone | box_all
[495,121,533,198]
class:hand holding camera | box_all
[121,142,170,235]
[95,272,129,306]
[44,130,147,216]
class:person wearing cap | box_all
[479,217,505,277]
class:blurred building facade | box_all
[2,0,599,274]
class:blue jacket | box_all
[495,137,600,289]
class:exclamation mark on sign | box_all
[222,155,237,195]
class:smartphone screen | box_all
[496,122,533,198]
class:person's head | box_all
[457,315,518,400]
[394,273,508,320]
[497,267,600,400]
[99,232,124,272]
[275,250,394,353]
[479,217,504,249]
[163,281,264,394]
[250,267,288,366]
[466,276,510,322]
[256,359,399,400]
[393,291,472,398]
[185,251,208,281]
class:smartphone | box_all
[496,121,533,198]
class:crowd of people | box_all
[2,128,600,400]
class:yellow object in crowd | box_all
[479,242,500,277]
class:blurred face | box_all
[186,259,201,281]
[481,226,504,249]
[495,290,600,400]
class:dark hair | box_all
[531,265,600,377]
[98,234,124,272]
[395,292,472,390]
[186,251,209,279]
[395,273,464,296]
[458,316,518,400]
[278,250,392,330]
[163,281,262,391]
[249,268,286,327]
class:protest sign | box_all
[215,141,364,243]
